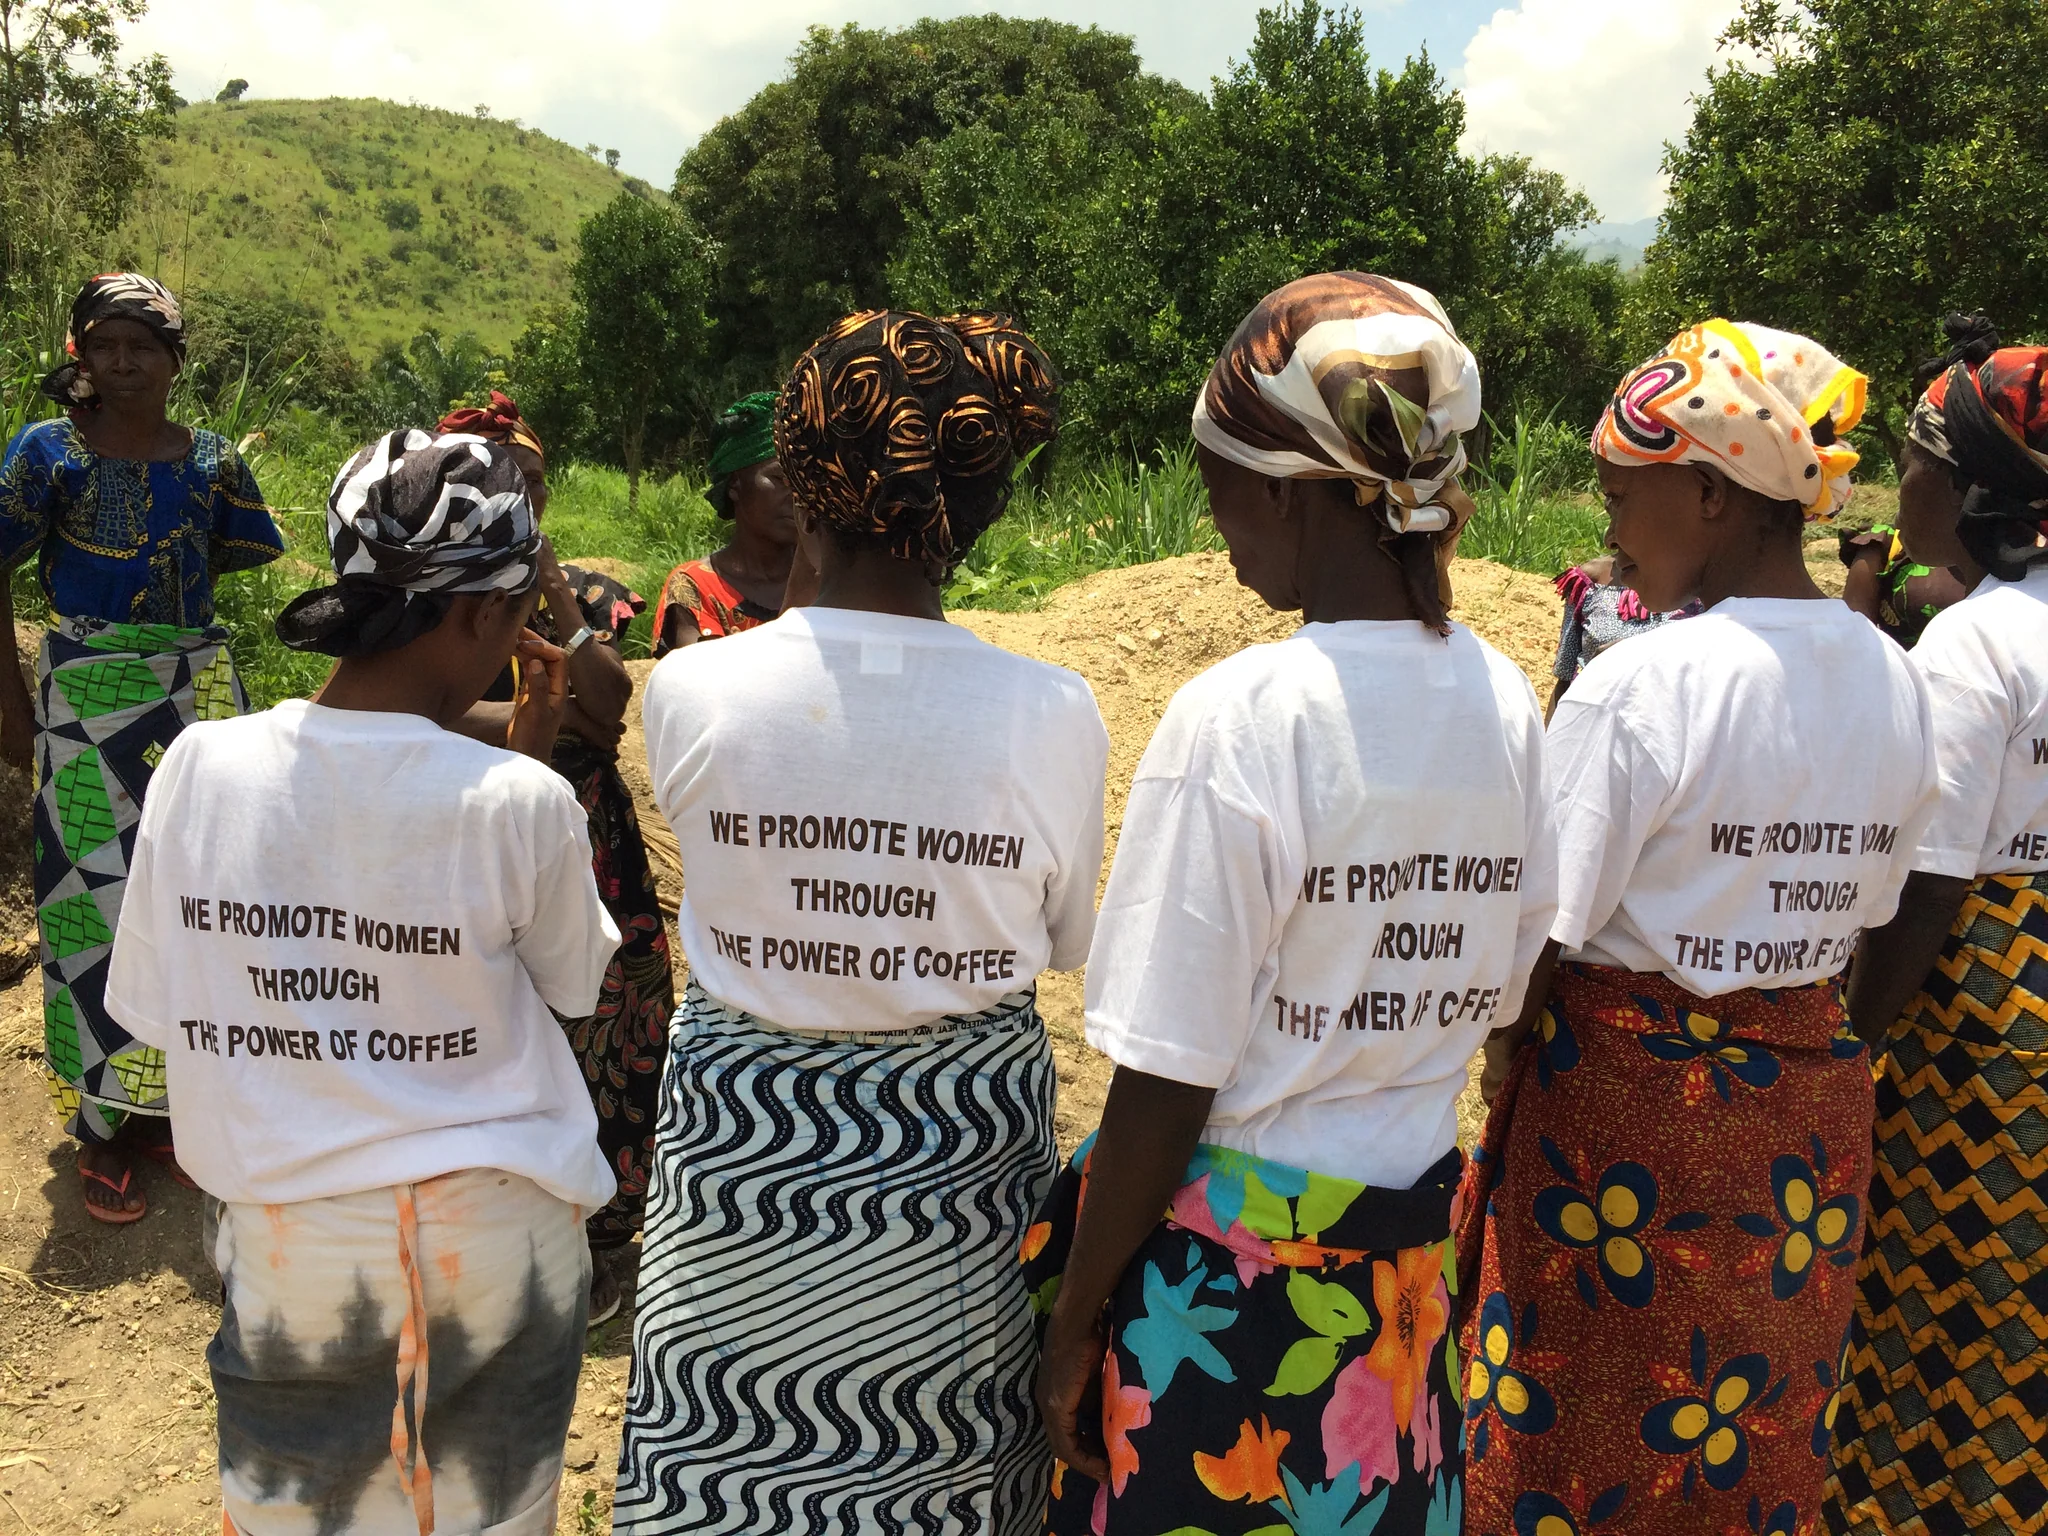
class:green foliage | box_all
[0,0,178,229]
[363,327,503,427]
[946,445,1221,609]
[216,79,248,105]
[1640,0,2048,456]
[572,192,712,509]
[507,303,603,460]
[1462,413,1607,575]
[678,14,1176,395]
[893,2,1622,454]
[180,287,364,418]
[113,99,626,353]
[0,0,178,319]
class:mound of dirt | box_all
[958,553,1560,847]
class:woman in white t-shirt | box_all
[105,429,623,1536]
[1030,273,1557,1536]
[615,312,1108,1536]
[1823,343,2048,1533]
[1459,323,1938,1536]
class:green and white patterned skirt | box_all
[33,618,248,1142]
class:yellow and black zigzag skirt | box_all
[1826,873,2048,1535]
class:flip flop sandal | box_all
[134,1141,199,1190]
[79,1163,147,1225]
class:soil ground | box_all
[0,548,1849,1533]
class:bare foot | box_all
[77,1141,146,1223]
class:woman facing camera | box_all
[615,311,1108,1536]
[0,272,283,1222]
[1031,272,1557,1536]
[1459,322,1939,1536]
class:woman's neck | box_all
[714,524,796,586]
[1695,533,1824,609]
[1295,491,1433,625]
[73,399,188,462]
[812,544,947,621]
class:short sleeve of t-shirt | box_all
[1043,682,1109,972]
[0,423,58,571]
[206,437,285,576]
[507,778,619,1018]
[1912,629,2015,879]
[1548,698,1675,953]
[1085,770,1274,1086]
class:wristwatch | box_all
[562,625,596,657]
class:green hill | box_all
[113,99,638,353]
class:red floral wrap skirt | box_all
[1456,963,1874,1536]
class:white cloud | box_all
[124,0,803,180]
[122,0,1271,187]
[1455,0,1748,223]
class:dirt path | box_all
[0,548,1737,1533]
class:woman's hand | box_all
[563,695,627,753]
[0,584,35,771]
[506,631,568,760]
[1032,1067,1214,1490]
[1,706,32,772]
[535,535,580,629]
[1037,1313,1111,1483]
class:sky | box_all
[125,0,1751,224]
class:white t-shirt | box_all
[105,701,621,1209]
[1084,622,1558,1190]
[643,607,1108,1031]
[1908,565,2048,879]
[1550,598,1937,993]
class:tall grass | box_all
[950,443,1220,609]
[1462,412,1607,576]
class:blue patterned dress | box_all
[1,417,283,1141]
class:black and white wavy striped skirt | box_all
[614,982,1057,1536]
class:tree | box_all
[604,147,619,170]
[676,14,1178,391]
[365,328,503,429]
[215,77,247,103]
[573,191,711,513]
[894,2,1614,453]
[181,287,365,422]
[507,304,603,463]
[0,0,177,301]
[1641,0,2048,461]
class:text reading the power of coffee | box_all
[703,807,1029,983]
[168,893,471,1067]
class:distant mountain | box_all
[113,99,636,353]
[1564,215,1660,271]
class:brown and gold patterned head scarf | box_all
[773,309,1060,565]
[1193,271,1482,537]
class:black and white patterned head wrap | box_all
[274,429,542,657]
[38,272,187,408]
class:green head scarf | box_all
[707,391,779,517]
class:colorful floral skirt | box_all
[548,735,675,1251]
[1825,874,2048,1535]
[1456,963,1872,1536]
[34,619,248,1142]
[1024,1138,1465,1535]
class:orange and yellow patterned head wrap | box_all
[1593,320,1868,520]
